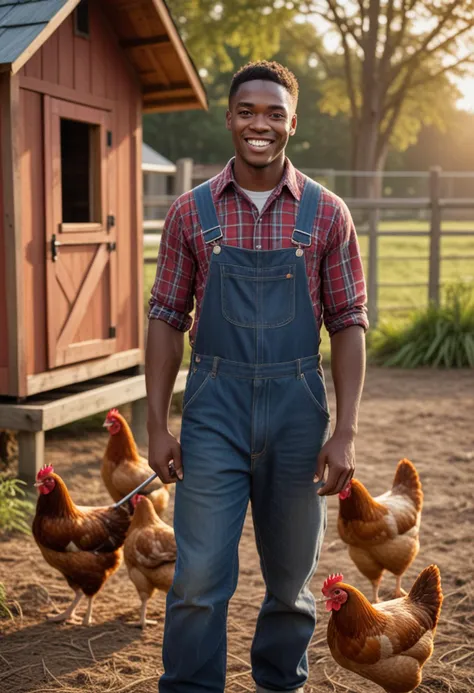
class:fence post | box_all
[428,166,442,307]
[175,158,193,195]
[367,207,379,328]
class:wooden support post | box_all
[367,208,379,328]
[175,158,193,195]
[18,430,45,485]
[429,167,442,307]
[131,398,148,449]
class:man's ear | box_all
[289,112,297,137]
[226,109,232,131]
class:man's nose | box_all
[250,115,271,132]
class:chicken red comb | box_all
[131,494,146,508]
[106,408,120,419]
[339,481,352,500]
[322,573,343,596]
[36,464,54,480]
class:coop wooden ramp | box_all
[0,370,187,484]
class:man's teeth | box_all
[247,139,272,148]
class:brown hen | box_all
[123,495,176,628]
[32,465,130,626]
[324,564,443,693]
[101,409,170,517]
[338,458,423,602]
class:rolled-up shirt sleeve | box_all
[148,199,195,332]
[322,200,369,336]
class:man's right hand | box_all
[148,430,183,484]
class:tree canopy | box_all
[144,0,474,182]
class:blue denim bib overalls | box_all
[160,179,331,693]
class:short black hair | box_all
[229,61,299,107]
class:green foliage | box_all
[167,0,299,73]
[369,284,474,368]
[0,475,34,535]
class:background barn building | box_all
[0,0,206,400]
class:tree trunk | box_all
[350,111,393,195]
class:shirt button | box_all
[195,355,201,363]
[256,244,262,250]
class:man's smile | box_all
[244,137,274,152]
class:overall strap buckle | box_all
[291,178,322,250]
[194,181,223,245]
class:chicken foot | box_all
[47,590,83,623]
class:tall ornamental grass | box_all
[369,284,474,368]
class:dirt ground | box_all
[1,367,473,693]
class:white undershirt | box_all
[239,187,275,214]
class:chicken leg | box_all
[136,597,158,629]
[82,596,95,626]
[372,576,383,603]
[48,590,83,623]
[395,575,407,598]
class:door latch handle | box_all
[51,234,61,262]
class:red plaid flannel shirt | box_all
[149,158,368,341]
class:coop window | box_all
[74,0,90,38]
[60,118,101,223]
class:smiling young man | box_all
[146,61,368,693]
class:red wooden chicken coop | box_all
[0,0,206,480]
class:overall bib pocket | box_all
[221,264,296,328]
[299,368,331,420]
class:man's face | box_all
[226,80,297,169]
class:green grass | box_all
[369,283,474,367]
[0,475,33,535]
[143,219,474,367]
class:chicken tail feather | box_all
[392,458,423,511]
[408,564,443,629]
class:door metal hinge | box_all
[107,214,115,230]
[108,241,116,251]
[107,130,112,147]
[109,326,116,338]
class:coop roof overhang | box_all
[0,0,208,113]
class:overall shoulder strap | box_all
[291,178,322,247]
[193,181,223,244]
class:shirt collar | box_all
[214,157,302,202]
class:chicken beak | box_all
[34,480,44,487]
[103,420,112,428]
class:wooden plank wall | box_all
[0,109,9,391]
[19,0,142,377]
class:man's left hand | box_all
[314,433,355,496]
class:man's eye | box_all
[239,110,252,116]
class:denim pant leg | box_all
[159,376,252,693]
[250,376,330,691]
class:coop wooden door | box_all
[44,98,117,369]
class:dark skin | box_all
[146,79,365,494]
